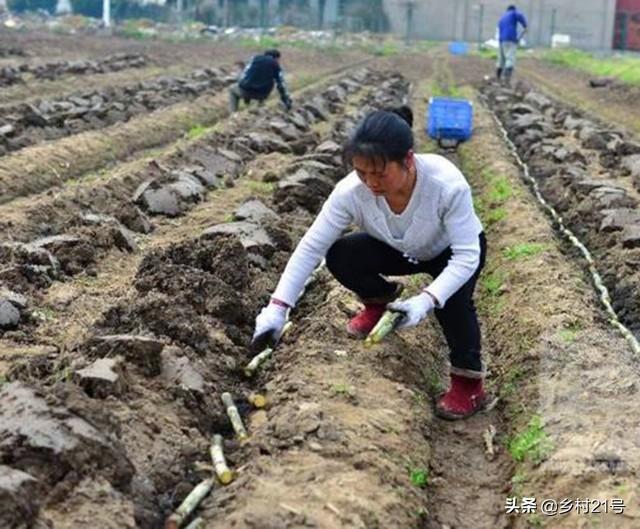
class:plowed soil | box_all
[1,37,639,529]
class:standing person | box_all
[229,49,292,112]
[251,107,488,420]
[496,5,528,85]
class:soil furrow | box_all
[519,59,640,137]
[481,80,640,339]
[0,67,378,343]
[0,56,372,205]
[0,52,148,88]
[458,82,640,529]
[410,51,513,529]
[0,68,406,528]
[0,66,236,158]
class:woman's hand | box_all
[252,302,288,348]
[387,292,435,329]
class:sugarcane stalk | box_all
[364,310,404,347]
[164,478,215,529]
[210,434,233,485]
[248,393,267,408]
[297,261,325,302]
[184,518,203,529]
[244,321,293,377]
[221,392,248,440]
[483,424,497,459]
[244,347,273,377]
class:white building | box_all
[55,0,72,15]
[383,0,618,50]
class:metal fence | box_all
[191,0,622,51]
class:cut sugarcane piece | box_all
[244,321,293,377]
[164,478,215,529]
[364,310,404,347]
[210,434,233,485]
[221,392,248,440]
[297,261,325,302]
[244,347,273,377]
[184,518,203,529]
[165,515,181,529]
[248,393,267,408]
[282,320,293,336]
[303,261,325,288]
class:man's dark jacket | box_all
[238,54,290,104]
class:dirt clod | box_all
[0,381,134,493]
[0,466,40,528]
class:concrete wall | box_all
[383,0,617,50]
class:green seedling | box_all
[331,383,355,396]
[247,181,274,194]
[476,47,498,60]
[486,207,507,224]
[53,365,74,384]
[371,40,400,57]
[187,124,208,140]
[473,196,486,216]
[558,320,583,343]
[503,243,546,260]
[614,482,629,495]
[529,513,545,528]
[487,175,513,204]
[422,367,444,395]
[412,391,427,406]
[558,328,577,343]
[500,367,524,399]
[481,269,505,297]
[409,467,429,488]
[510,469,528,496]
[475,195,507,226]
[508,415,554,464]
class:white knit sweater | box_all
[272,153,484,307]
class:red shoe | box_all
[435,373,486,420]
[346,303,386,338]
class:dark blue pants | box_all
[326,232,487,373]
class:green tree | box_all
[343,0,389,32]
[8,0,56,13]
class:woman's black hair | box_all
[385,105,413,127]
[344,106,414,166]
[264,49,281,59]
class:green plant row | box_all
[542,48,640,85]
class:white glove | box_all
[252,302,288,346]
[387,292,435,329]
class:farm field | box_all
[1,30,639,529]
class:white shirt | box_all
[272,153,484,307]
[377,185,421,240]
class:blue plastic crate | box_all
[427,97,473,144]
[448,41,469,55]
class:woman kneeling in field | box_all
[252,106,487,420]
